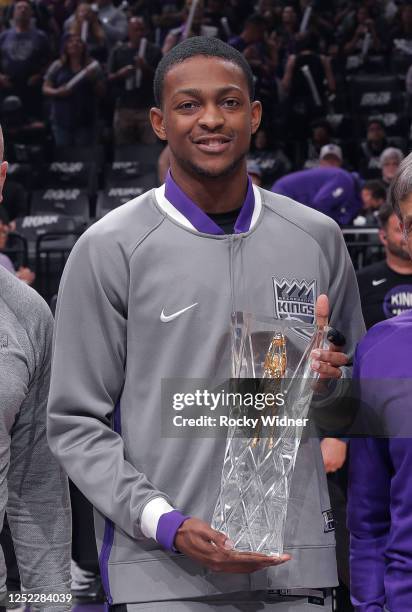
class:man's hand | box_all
[320,437,347,473]
[311,294,348,380]
[16,266,35,285]
[174,517,291,574]
[117,65,134,79]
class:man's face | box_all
[399,193,412,259]
[128,17,145,43]
[151,56,261,179]
[313,126,330,146]
[367,122,385,144]
[381,212,411,261]
[14,0,32,24]
[282,6,296,26]
[382,157,401,183]
[361,188,384,210]
[320,154,341,168]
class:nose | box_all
[198,102,225,131]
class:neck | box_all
[386,252,412,275]
[15,22,29,32]
[169,161,249,214]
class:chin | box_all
[189,158,244,179]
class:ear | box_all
[0,161,8,204]
[379,227,387,247]
[250,100,262,136]
[150,107,167,141]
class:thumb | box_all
[315,294,329,328]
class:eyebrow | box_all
[173,86,244,98]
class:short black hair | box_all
[153,36,255,108]
[362,180,387,202]
[378,200,395,227]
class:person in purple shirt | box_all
[272,164,363,226]
[348,151,412,611]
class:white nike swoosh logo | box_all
[160,302,198,322]
[372,278,387,286]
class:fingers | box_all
[315,294,329,328]
[311,349,348,367]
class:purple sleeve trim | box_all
[156,510,190,552]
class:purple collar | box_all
[164,170,255,235]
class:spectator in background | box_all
[64,0,127,49]
[358,118,389,179]
[319,143,343,168]
[248,125,291,187]
[281,33,335,138]
[108,15,162,145]
[276,4,299,69]
[229,14,278,110]
[303,119,334,169]
[162,0,204,55]
[0,0,50,118]
[389,2,412,60]
[357,201,412,329]
[380,146,404,185]
[93,0,128,47]
[0,218,35,283]
[352,179,387,226]
[68,2,107,63]
[341,5,382,57]
[43,33,105,147]
[272,165,362,226]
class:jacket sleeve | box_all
[7,302,71,612]
[47,227,173,540]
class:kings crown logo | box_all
[273,278,316,324]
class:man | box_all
[65,0,127,49]
[348,152,412,611]
[108,16,162,146]
[319,144,343,168]
[271,164,362,226]
[48,37,364,610]
[358,118,388,180]
[0,0,50,118]
[356,201,412,329]
[0,125,71,609]
[380,146,404,186]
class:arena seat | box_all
[95,184,148,219]
[42,161,97,194]
[13,214,78,262]
[104,162,158,188]
[114,142,164,168]
[30,188,90,223]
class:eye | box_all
[222,99,240,108]
[178,101,199,110]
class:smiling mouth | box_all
[193,138,232,153]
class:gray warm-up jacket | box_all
[47,183,365,605]
[0,265,71,611]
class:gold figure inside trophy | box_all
[252,332,287,448]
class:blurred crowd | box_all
[0,0,411,229]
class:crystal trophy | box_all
[211,312,328,556]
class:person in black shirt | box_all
[357,201,412,329]
[108,15,162,145]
